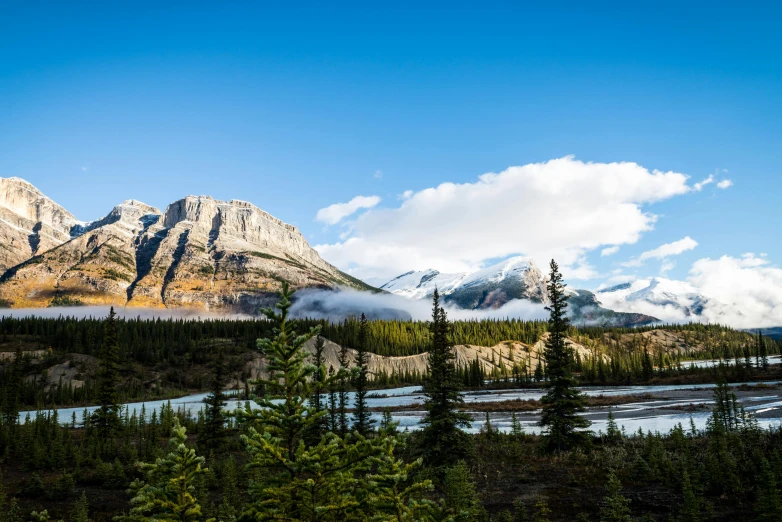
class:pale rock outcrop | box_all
[0,180,371,311]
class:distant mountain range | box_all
[0,177,371,313]
[381,257,659,327]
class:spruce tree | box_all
[352,313,374,435]
[119,419,211,522]
[70,491,90,522]
[419,289,474,469]
[539,260,590,452]
[307,335,329,442]
[201,349,228,449]
[93,307,121,438]
[239,283,428,520]
[599,470,631,522]
[755,458,782,522]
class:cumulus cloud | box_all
[717,179,733,189]
[316,156,694,283]
[601,246,620,257]
[689,254,782,327]
[622,236,698,267]
[315,195,382,225]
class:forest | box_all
[1,262,782,520]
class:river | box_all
[19,380,782,436]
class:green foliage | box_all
[239,283,429,521]
[92,308,122,438]
[70,491,90,522]
[442,461,486,521]
[539,260,590,452]
[419,290,474,470]
[118,419,212,522]
[200,349,228,449]
[352,313,374,436]
[600,470,631,522]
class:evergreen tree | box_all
[119,419,211,522]
[93,307,122,438]
[599,470,631,522]
[70,491,90,522]
[755,458,782,522]
[442,461,486,521]
[759,331,769,370]
[419,289,474,470]
[239,283,428,521]
[352,313,374,436]
[201,349,228,449]
[337,339,350,437]
[539,260,591,452]
[308,335,329,441]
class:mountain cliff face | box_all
[0,178,372,312]
[0,177,84,273]
[381,256,659,327]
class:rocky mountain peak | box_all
[0,177,371,312]
[0,176,82,236]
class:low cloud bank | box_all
[290,289,549,322]
[0,291,549,323]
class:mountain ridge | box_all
[381,257,659,326]
[0,177,372,312]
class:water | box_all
[21,380,782,436]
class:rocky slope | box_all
[0,177,84,273]
[0,178,372,312]
[381,257,658,327]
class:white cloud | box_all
[688,254,782,327]
[660,260,676,275]
[717,179,733,189]
[693,174,714,191]
[601,246,620,257]
[622,236,698,267]
[399,190,414,200]
[316,156,695,282]
[373,170,383,179]
[315,195,381,226]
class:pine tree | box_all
[93,307,121,438]
[442,461,486,521]
[759,331,769,370]
[419,289,474,469]
[679,471,702,522]
[238,283,428,521]
[119,419,211,522]
[337,338,350,437]
[70,491,90,522]
[201,349,227,449]
[352,313,374,436]
[599,470,631,522]
[308,335,329,441]
[755,458,782,522]
[539,260,591,452]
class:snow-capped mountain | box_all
[381,257,547,309]
[596,277,716,322]
[381,257,658,326]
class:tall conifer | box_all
[352,313,374,435]
[539,260,590,452]
[93,307,121,437]
[419,289,473,469]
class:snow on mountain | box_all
[380,256,546,308]
[596,277,713,322]
[379,269,466,300]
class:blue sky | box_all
[1,2,781,295]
